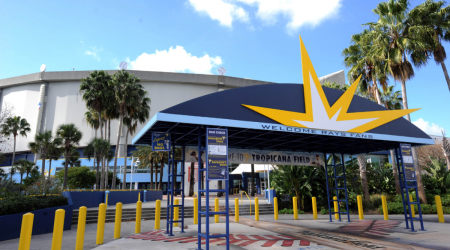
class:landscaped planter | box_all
[0,203,73,241]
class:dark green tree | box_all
[0,116,31,172]
[56,124,83,189]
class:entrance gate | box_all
[132,38,434,249]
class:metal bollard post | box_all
[51,209,65,250]
[96,203,106,245]
[274,197,278,220]
[105,191,109,207]
[357,195,364,220]
[114,202,123,239]
[155,200,161,229]
[436,196,445,223]
[75,206,87,250]
[18,213,34,250]
[255,197,259,221]
[409,195,415,218]
[382,196,389,220]
[293,197,298,220]
[312,197,318,220]
[174,199,179,227]
[135,200,142,233]
[333,196,339,220]
[235,198,239,222]
[215,198,219,223]
[193,198,198,225]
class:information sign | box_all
[400,143,416,181]
[152,133,171,151]
[206,128,228,180]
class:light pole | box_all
[130,157,140,190]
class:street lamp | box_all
[130,157,140,190]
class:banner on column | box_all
[400,143,416,181]
[206,128,228,180]
[184,147,323,166]
[151,133,171,151]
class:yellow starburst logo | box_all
[243,36,418,134]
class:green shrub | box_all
[378,202,450,215]
[278,208,305,214]
[320,208,327,215]
[0,194,68,216]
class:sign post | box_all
[206,128,228,180]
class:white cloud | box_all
[85,47,102,61]
[188,0,249,27]
[187,0,342,32]
[129,46,222,74]
[412,118,445,136]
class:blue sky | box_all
[0,0,448,136]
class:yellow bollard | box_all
[155,200,161,229]
[18,213,34,250]
[255,197,259,221]
[381,196,389,220]
[235,198,239,222]
[312,197,317,220]
[436,196,445,223]
[274,197,278,220]
[357,195,364,220]
[193,198,198,225]
[293,196,298,220]
[105,193,108,207]
[138,193,141,202]
[409,196,415,218]
[215,198,219,223]
[51,209,65,250]
[333,196,339,220]
[135,200,142,233]
[114,202,122,239]
[96,203,106,245]
[75,206,87,250]
[174,199,179,227]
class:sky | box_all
[0,0,448,136]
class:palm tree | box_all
[28,130,61,177]
[80,70,114,140]
[9,165,17,182]
[0,116,31,169]
[56,124,83,189]
[132,145,157,190]
[61,146,81,167]
[47,140,62,177]
[110,70,146,189]
[408,0,450,92]
[84,137,111,189]
[367,0,429,203]
[84,109,100,138]
[16,159,35,186]
[119,96,150,189]
[380,86,404,195]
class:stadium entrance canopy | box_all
[132,37,433,249]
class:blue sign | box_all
[400,143,416,181]
[206,128,228,180]
[152,133,171,151]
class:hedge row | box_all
[378,202,450,215]
[0,195,68,216]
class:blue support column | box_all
[331,153,341,221]
[394,146,410,229]
[323,152,333,222]
[181,145,186,233]
[341,153,351,222]
[197,127,203,250]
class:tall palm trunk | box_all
[400,80,427,204]
[63,149,69,189]
[114,112,124,189]
[189,162,195,196]
[391,150,401,195]
[251,164,255,196]
[124,128,129,190]
[159,155,164,191]
[103,157,108,189]
[41,156,46,177]
[96,157,100,188]
[357,154,370,202]
[98,112,103,140]
[108,119,111,143]
[48,159,52,178]
[440,61,450,92]
[372,76,382,104]
[12,135,16,167]
[150,158,154,189]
